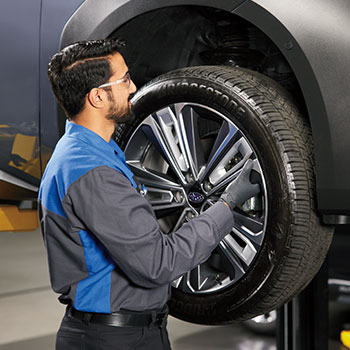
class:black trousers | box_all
[56,309,172,350]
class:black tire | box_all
[115,66,333,324]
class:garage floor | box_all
[0,230,344,350]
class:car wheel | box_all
[114,66,333,324]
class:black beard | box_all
[105,88,135,124]
[118,110,136,124]
[106,105,135,124]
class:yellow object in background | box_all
[11,133,38,161]
[0,205,39,231]
[9,133,41,179]
[341,330,350,348]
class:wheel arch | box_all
[60,0,350,221]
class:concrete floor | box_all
[0,229,345,349]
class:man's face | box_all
[104,53,137,124]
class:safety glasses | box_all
[98,72,131,89]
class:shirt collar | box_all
[65,119,124,158]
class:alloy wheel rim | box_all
[124,102,268,294]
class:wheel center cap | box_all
[188,192,205,206]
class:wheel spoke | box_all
[173,207,198,231]
[208,135,254,186]
[145,187,185,212]
[171,275,184,289]
[127,160,180,189]
[206,158,260,197]
[172,267,209,293]
[232,210,264,246]
[216,241,246,281]
[174,104,206,179]
[199,120,239,183]
[140,115,187,185]
[127,161,186,212]
[222,232,257,266]
[179,272,196,293]
[189,265,209,291]
[155,107,190,171]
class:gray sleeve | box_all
[64,166,234,288]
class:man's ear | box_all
[87,88,105,109]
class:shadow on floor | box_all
[0,334,56,350]
[171,323,276,350]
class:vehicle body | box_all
[1,0,349,323]
[2,0,350,224]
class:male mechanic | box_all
[38,38,259,350]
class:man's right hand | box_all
[219,159,260,210]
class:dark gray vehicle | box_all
[2,0,349,324]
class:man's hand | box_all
[220,159,260,210]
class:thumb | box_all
[240,159,254,177]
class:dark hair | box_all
[48,38,125,118]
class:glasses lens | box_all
[125,72,131,87]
